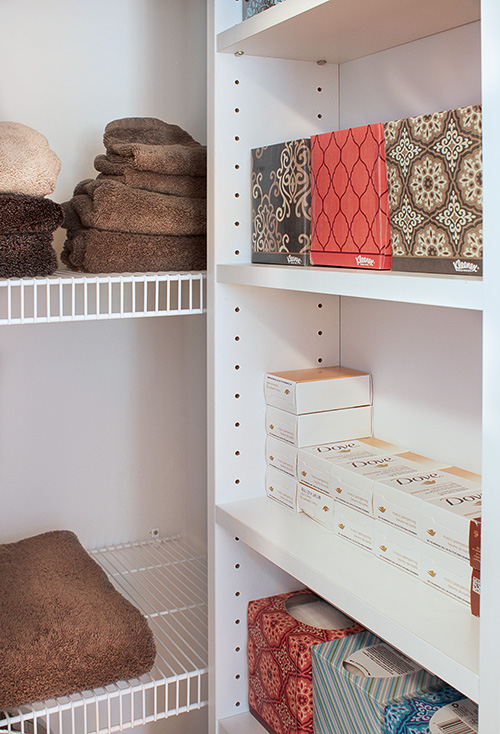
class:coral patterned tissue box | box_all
[312,633,445,734]
[243,0,284,20]
[384,106,482,275]
[310,124,392,270]
[251,139,311,265]
[247,589,363,734]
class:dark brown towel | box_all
[70,180,206,236]
[103,117,197,148]
[0,232,58,277]
[62,227,206,273]
[0,530,156,709]
[95,167,206,199]
[0,193,63,234]
[102,142,206,177]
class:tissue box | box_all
[266,435,298,477]
[311,124,392,269]
[384,106,482,276]
[312,634,444,734]
[265,366,372,414]
[266,465,298,511]
[251,139,311,265]
[243,0,284,20]
[298,437,407,496]
[266,404,373,448]
[297,483,335,531]
[384,687,468,734]
[248,589,363,734]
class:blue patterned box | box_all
[243,0,284,20]
[312,631,445,734]
[384,690,476,734]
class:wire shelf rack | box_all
[0,270,206,325]
[0,536,208,734]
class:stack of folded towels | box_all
[0,122,62,278]
[61,118,207,273]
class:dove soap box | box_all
[329,452,442,517]
[334,504,375,553]
[264,366,372,414]
[266,465,298,511]
[266,435,298,477]
[417,467,481,562]
[298,483,335,531]
[298,437,407,496]
[374,523,421,578]
[266,404,372,448]
[420,544,474,608]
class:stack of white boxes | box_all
[264,366,373,518]
[298,437,481,614]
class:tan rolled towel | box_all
[0,121,61,197]
[103,117,197,148]
[95,167,206,199]
[69,179,206,236]
[62,228,206,273]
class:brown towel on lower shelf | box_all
[0,193,63,234]
[103,117,197,148]
[62,227,206,273]
[102,141,206,177]
[0,233,58,277]
[95,166,206,199]
[70,180,206,236]
[0,530,156,709]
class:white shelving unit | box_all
[208,0,489,732]
[0,537,208,734]
[0,271,206,325]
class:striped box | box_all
[312,632,445,734]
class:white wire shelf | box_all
[0,270,206,325]
[0,536,208,734]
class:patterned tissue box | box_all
[312,633,446,734]
[310,124,392,270]
[251,139,312,265]
[243,0,284,20]
[247,589,363,734]
[384,689,474,734]
[384,106,482,276]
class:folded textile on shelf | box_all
[61,227,206,273]
[103,117,197,149]
[0,232,58,277]
[0,193,63,234]
[0,121,61,197]
[0,529,156,708]
[70,179,206,236]
[101,142,206,177]
[95,168,206,198]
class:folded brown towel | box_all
[0,193,63,234]
[0,530,156,708]
[102,142,206,177]
[69,180,206,236]
[62,226,206,273]
[0,232,58,277]
[95,167,206,199]
[103,117,197,148]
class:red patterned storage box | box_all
[384,106,482,275]
[311,124,391,270]
[247,589,363,734]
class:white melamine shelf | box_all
[1,537,208,734]
[219,712,265,734]
[217,263,483,311]
[217,0,480,63]
[0,270,206,325]
[216,498,479,702]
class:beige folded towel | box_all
[0,122,61,197]
[103,117,197,148]
[95,168,206,199]
[70,179,206,236]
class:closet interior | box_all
[1,2,208,734]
